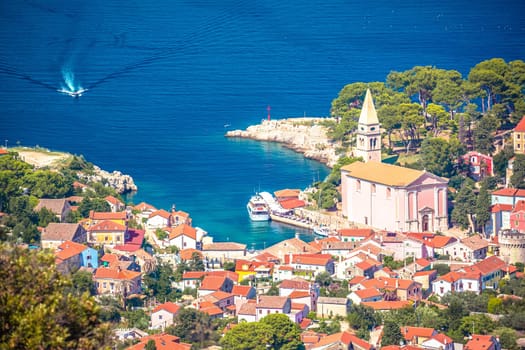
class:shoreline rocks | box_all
[225,117,341,168]
[79,166,138,194]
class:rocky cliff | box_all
[225,118,341,167]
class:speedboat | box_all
[247,194,270,221]
[57,88,88,98]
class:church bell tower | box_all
[354,89,381,162]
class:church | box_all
[340,89,449,233]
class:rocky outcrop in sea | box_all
[79,166,138,194]
[225,118,341,167]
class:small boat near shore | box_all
[247,194,270,221]
[313,225,330,237]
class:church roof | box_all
[358,89,379,125]
[341,161,447,187]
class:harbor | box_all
[247,190,360,236]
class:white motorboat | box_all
[247,194,270,221]
[57,88,88,98]
[313,225,330,237]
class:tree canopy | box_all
[0,243,111,349]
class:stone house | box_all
[41,223,87,249]
[34,198,72,222]
[316,297,349,318]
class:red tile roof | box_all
[94,267,140,280]
[231,285,254,297]
[128,334,191,350]
[514,116,525,132]
[401,326,436,341]
[105,195,123,206]
[89,220,126,231]
[360,276,418,290]
[491,203,514,213]
[337,228,374,238]
[299,318,312,329]
[199,276,227,291]
[289,290,311,299]
[285,253,333,266]
[279,278,311,290]
[427,235,456,248]
[465,334,498,350]
[182,271,207,279]
[169,224,197,240]
[429,333,453,346]
[354,288,381,299]
[314,331,373,350]
[463,256,507,275]
[257,295,289,309]
[133,202,157,212]
[90,211,127,221]
[149,209,171,219]
[55,240,87,260]
[152,302,180,315]
[279,198,306,209]
[361,300,412,310]
[235,259,274,273]
[179,248,202,261]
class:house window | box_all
[159,315,163,320]
[440,287,444,294]
[104,236,109,241]
[356,180,361,191]
[518,144,522,149]
[184,242,187,247]
[267,310,270,315]
[518,134,521,139]
[116,235,121,242]
[259,310,262,314]
[468,282,472,289]
[103,282,107,288]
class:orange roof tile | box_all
[149,209,171,220]
[128,334,191,350]
[401,326,436,341]
[238,301,256,315]
[274,189,301,198]
[89,220,126,231]
[199,275,226,291]
[285,253,333,266]
[299,318,312,329]
[152,302,180,315]
[179,248,202,261]
[182,271,207,279]
[430,333,453,345]
[360,276,418,290]
[515,116,525,132]
[342,161,444,187]
[279,198,306,209]
[463,256,507,275]
[338,228,374,237]
[460,235,489,251]
[279,278,311,290]
[169,223,197,240]
[231,285,254,297]
[55,241,86,261]
[361,300,411,310]
[465,335,498,350]
[133,202,157,212]
[289,290,311,299]
[105,195,123,205]
[90,211,127,220]
[94,267,140,280]
[354,288,381,299]
[235,259,274,273]
[428,235,456,248]
[257,295,289,309]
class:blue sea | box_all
[1,0,524,249]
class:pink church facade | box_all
[341,162,448,233]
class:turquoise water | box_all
[1,0,524,248]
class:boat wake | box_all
[57,66,87,97]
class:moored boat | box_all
[313,225,330,237]
[247,194,270,221]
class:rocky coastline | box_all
[225,117,341,168]
[78,166,138,194]
[15,148,138,194]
